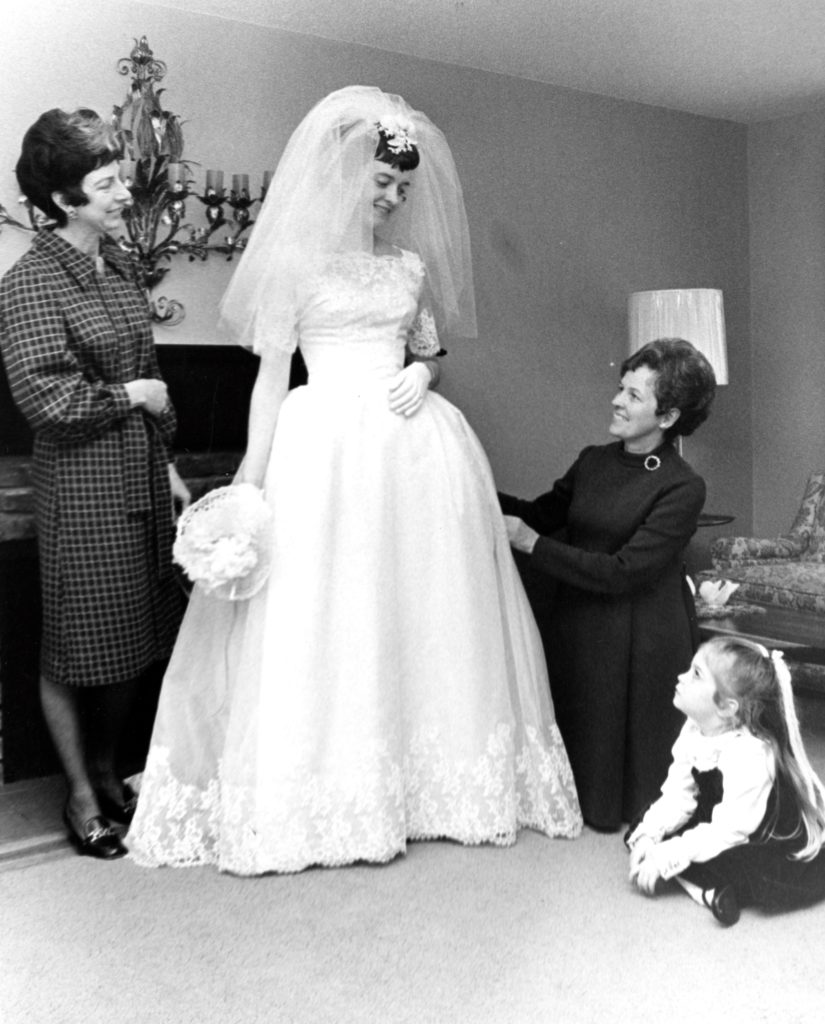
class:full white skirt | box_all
[129,383,581,874]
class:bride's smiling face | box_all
[371,160,413,227]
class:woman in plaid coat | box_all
[0,108,189,858]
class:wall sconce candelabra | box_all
[0,200,49,234]
[113,37,272,325]
[0,36,270,328]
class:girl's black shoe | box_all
[703,885,740,927]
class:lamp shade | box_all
[628,289,728,385]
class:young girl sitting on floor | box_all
[626,636,825,926]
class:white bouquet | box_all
[173,483,273,600]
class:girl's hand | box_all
[168,463,191,513]
[628,835,654,882]
[388,362,431,417]
[633,856,663,896]
[504,515,539,554]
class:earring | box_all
[67,208,78,220]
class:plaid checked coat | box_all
[0,230,183,686]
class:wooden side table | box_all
[697,513,735,528]
[699,604,825,694]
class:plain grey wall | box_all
[748,111,825,535]
[2,1,753,553]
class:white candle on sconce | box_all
[262,170,273,191]
[167,163,184,189]
[205,169,224,193]
[119,159,136,186]
[232,174,249,195]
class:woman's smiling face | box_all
[70,160,133,238]
[609,365,677,453]
[371,160,413,229]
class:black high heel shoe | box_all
[703,885,740,927]
[63,808,128,860]
[95,783,138,826]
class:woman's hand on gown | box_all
[503,515,539,554]
[388,362,432,417]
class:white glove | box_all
[388,362,432,417]
[504,514,539,553]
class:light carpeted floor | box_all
[3,700,825,1024]
[2,822,824,1023]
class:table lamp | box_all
[628,288,728,385]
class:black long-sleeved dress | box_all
[500,441,705,829]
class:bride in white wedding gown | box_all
[128,86,581,875]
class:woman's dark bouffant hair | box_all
[374,126,420,171]
[621,338,716,440]
[15,108,121,227]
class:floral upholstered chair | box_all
[699,472,825,614]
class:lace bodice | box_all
[296,250,437,384]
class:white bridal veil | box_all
[218,85,477,353]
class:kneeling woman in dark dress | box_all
[501,339,716,831]
[0,109,188,858]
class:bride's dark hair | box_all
[375,128,420,171]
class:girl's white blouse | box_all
[628,719,775,878]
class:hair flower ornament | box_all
[375,116,418,154]
[173,483,273,600]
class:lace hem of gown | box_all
[129,722,582,875]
